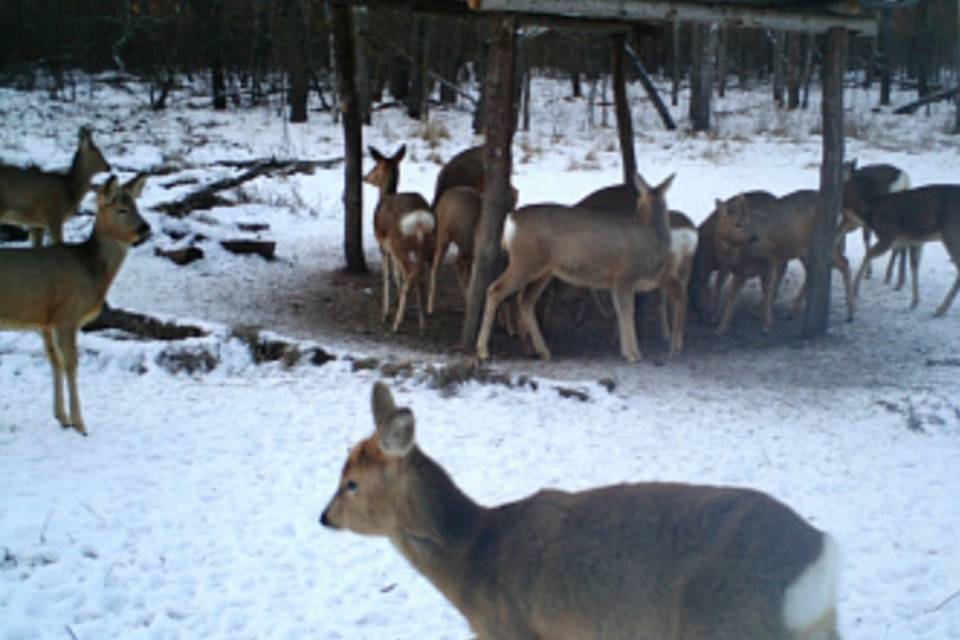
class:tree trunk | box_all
[611,33,637,183]
[354,7,371,125]
[285,0,308,123]
[330,4,367,274]
[803,27,847,339]
[472,37,489,134]
[786,32,801,110]
[801,33,815,110]
[570,70,582,98]
[671,21,681,107]
[462,14,517,349]
[717,25,728,98]
[772,30,785,108]
[955,0,960,133]
[406,16,426,120]
[689,24,715,132]
[878,10,892,106]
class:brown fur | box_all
[321,383,841,640]
[0,127,111,246]
[476,174,675,362]
[850,184,960,317]
[365,144,436,334]
[711,190,854,334]
[431,145,484,209]
[428,185,483,315]
[0,174,150,434]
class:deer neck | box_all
[390,449,486,611]
[650,205,672,257]
[379,170,400,200]
[83,224,131,296]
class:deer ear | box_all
[124,173,147,198]
[715,198,726,215]
[394,144,407,162]
[98,175,119,202]
[368,146,384,162]
[79,127,92,145]
[378,408,416,457]
[656,173,676,194]
[371,381,396,429]
[632,172,651,195]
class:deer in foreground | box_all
[850,184,960,317]
[0,174,151,435]
[575,182,699,355]
[321,382,842,640]
[0,127,111,247]
[842,161,912,285]
[364,145,436,334]
[712,190,855,334]
[476,173,676,362]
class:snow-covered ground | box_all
[1,74,959,639]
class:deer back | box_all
[434,186,482,250]
[432,146,484,209]
[322,383,840,640]
[865,184,960,243]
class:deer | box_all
[0,127,112,247]
[850,184,960,318]
[364,144,436,334]
[712,190,855,335]
[321,381,842,640]
[0,174,151,435]
[841,161,913,288]
[574,182,699,355]
[688,192,773,324]
[428,185,482,316]
[476,173,676,362]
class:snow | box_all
[2,75,960,640]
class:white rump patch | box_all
[890,171,911,193]
[782,533,840,634]
[670,228,698,258]
[502,214,517,253]
[399,210,435,239]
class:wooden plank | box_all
[803,26,847,338]
[331,4,368,274]
[461,14,518,348]
[470,0,878,35]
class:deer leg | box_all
[42,329,68,428]
[934,272,960,318]
[49,222,64,246]
[380,248,393,322]
[392,259,415,334]
[716,274,747,336]
[518,275,554,360]
[862,226,872,279]
[884,248,898,286]
[54,326,85,435]
[832,250,855,322]
[853,237,894,302]
[908,244,922,310]
[29,227,45,248]
[762,261,782,333]
[611,284,641,362]
[657,289,671,342]
[477,265,541,360]
[428,237,450,316]
[663,280,687,356]
[894,248,908,291]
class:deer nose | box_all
[320,509,332,528]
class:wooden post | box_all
[803,26,847,338]
[461,14,517,348]
[611,33,637,184]
[330,3,367,273]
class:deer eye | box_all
[345,480,358,494]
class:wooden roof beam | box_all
[468,0,878,35]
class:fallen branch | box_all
[153,157,343,218]
[893,88,958,115]
[83,304,208,341]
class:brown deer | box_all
[713,190,855,334]
[321,381,842,640]
[575,182,698,355]
[364,145,436,334]
[0,127,112,247]
[850,184,960,317]
[842,161,913,287]
[0,174,151,435]
[428,185,482,315]
[476,173,676,362]
[689,192,772,323]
